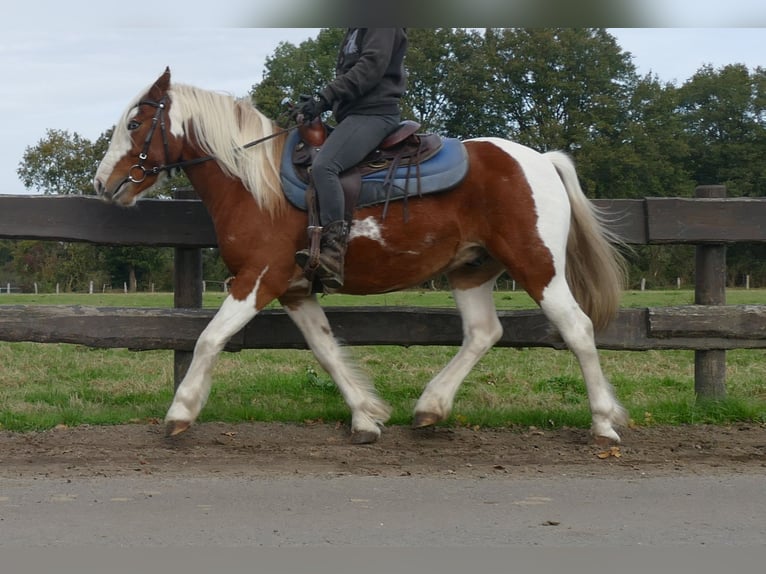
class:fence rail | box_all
[0,304,764,351]
[1,193,765,246]
[1,190,766,398]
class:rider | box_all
[294,28,408,291]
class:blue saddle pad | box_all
[280,128,469,211]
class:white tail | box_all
[545,151,627,331]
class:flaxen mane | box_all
[168,84,287,215]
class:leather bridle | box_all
[127,95,174,184]
[111,94,296,201]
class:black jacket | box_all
[319,28,407,122]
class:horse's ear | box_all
[149,67,171,99]
[158,67,171,89]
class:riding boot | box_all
[295,220,350,291]
[315,220,349,290]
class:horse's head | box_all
[94,67,184,206]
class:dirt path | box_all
[1,421,764,479]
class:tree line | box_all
[4,28,765,292]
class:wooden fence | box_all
[1,187,765,399]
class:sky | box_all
[1,2,764,195]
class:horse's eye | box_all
[127,120,141,130]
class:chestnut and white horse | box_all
[94,68,628,444]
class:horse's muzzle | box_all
[93,176,128,204]
[93,177,115,202]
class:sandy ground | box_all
[1,421,764,479]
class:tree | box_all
[675,64,766,286]
[6,239,108,292]
[101,246,173,292]
[678,64,766,198]
[251,28,345,121]
[404,28,494,136]
[581,74,695,199]
[18,129,111,195]
[482,28,636,151]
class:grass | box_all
[4,285,765,308]
[0,289,765,431]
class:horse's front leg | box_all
[165,289,259,436]
[281,294,392,444]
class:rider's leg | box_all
[296,113,399,290]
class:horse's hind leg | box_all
[281,294,392,444]
[539,275,628,443]
[413,277,503,427]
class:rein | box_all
[125,95,297,185]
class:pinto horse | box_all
[94,68,628,445]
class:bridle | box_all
[126,95,173,184]
[114,94,297,196]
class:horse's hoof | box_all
[350,430,379,445]
[592,433,620,447]
[412,411,441,428]
[165,420,191,437]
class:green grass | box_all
[0,291,230,309]
[1,289,765,431]
[3,286,765,309]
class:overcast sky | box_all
[1,17,763,195]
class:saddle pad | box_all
[280,128,469,212]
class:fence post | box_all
[694,185,727,400]
[173,189,203,390]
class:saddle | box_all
[291,119,444,222]
[283,119,469,290]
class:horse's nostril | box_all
[94,178,112,200]
[94,178,109,198]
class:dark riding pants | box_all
[311,113,400,226]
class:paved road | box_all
[1,472,764,547]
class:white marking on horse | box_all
[467,137,570,271]
[283,296,391,438]
[414,280,503,419]
[350,217,385,245]
[94,108,137,190]
[165,267,268,426]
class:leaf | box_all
[596,446,622,459]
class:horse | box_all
[94,68,629,445]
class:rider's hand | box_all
[296,94,328,122]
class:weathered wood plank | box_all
[649,305,766,339]
[2,305,765,352]
[645,197,766,243]
[0,196,217,247]
[0,305,215,350]
[3,196,765,247]
[592,199,647,244]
